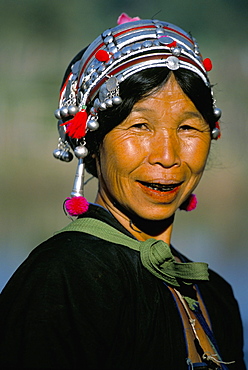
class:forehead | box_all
[131,75,199,115]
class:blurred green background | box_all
[0,0,247,364]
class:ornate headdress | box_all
[53,13,221,216]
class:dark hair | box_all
[84,67,216,177]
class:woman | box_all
[0,14,246,370]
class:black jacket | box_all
[0,204,246,369]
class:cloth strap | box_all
[57,217,209,288]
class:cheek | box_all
[182,137,210,174]
[101,135,147,175]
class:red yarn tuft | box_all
[64,196,89,216]
[61,110,88,139]
[95,50,110,62]
[169,40,177,48]
[179,194,198,212]
[117,13,140,25]
[203,58,212,72]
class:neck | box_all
[95,193,175,244]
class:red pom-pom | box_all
[61,110,88,139]
[95,50,110,62]
[179,194,198,212]
[64,196,89,216]
[203,58,212,72]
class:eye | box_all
[131,122,149,130]
[179,124,198,131]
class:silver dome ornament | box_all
[87,119,99,131]
[60,107,69,118]
[68,105,79,116]
[211,127,220,140]
[54,108,61,120]
[74,145,89,159]
[213,107,222,120]
[166,56,180,70]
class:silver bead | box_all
[102,29,112,38]
[112,96,122,105]
[99,102,107,110]
[61,151,73,162]
[68,105,79,116]
[121,46,132,55]
[211,127,220,140]
[104,35,114,44]
[172,47,182,57]
[132,43,142,51]
[213,107,222,120]
[113,51,122,60]
[54,109,61,119]
[142,40,153,48]
[60,107,69,118]
[87,119,100,131]
[74,145,89,159]
[156,29,165,36]
[105,98,113,108]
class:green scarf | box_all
[56,217,209,288]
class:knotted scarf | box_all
[56,217,209,288]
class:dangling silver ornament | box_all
[68,105,79,116]
[53,148,73,162]
[213,107,222,120]
[211,127,220,140]
[53,148,63,160]
[105,98,113,108]
[61,151,73,162]
[99,102,107,110]
[112,96,122,105]
[60,107,69,118]
[87,119,99,131]
[74,145,89,159]
[54,109,61,120]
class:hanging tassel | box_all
[61,109,88,139]
[64,196,89,217]
[179,194,198,211]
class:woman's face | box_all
[96,74,211,221]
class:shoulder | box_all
[0,230,139,305]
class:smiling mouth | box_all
[138,181,182,192]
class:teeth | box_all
[145,182,177,192]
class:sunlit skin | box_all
[95,74,211,244]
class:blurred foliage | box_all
[0,0,247,361]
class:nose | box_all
[148,129,181,168]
